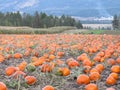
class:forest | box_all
[0,11,83,29]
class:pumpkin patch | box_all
[0,34,120,90]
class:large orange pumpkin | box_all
[77,74,90,85]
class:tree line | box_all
[0,11,83,29]
[112,15,120,30]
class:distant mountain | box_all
[0,0,120,18]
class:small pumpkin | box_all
[97,51,105,57]
[25,76,36,85]
[17,61,27,71]
[14,53,22,59]
[85,83,98,90]
[109,73,119,80]
[90,68,99,74]
[5,66,16,76]
[41,64,51,72]
[107,59,116,65]
[57,51,64,56]
[49,54,55,60]
[0,82,7,90]
[93,56,101,62]
[42,85,54,90]
[106,76,116,85]
[77,53,88,61]
[116,56,120,64]
[32,57,45,66]
[67,60,79,68]
[95,64,104,73]
[58,67,70,76]
[89,72,100,81]
[83,66,91,74]
[111,65,120,73]
[82,59,92,67]
[61,67,70,76]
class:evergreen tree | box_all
[112,15,119,30]
[33,11,40,28]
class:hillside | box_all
[0,0,120,18]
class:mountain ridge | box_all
[0,0,120,18]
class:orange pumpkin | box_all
[93,56,101,62]
[25,76,36,85]
[111,65,120,73]
[116,56,120,64]
[49,54,55,60]
[14,53,22,59]
[5,66,17,76]
[107,58,116,65]
[82,59,92,67]
[0,82,7,90]
[67,60,79,68]
[89,72,100,81]
[32,57,45,66]
[109,73,119,80]
[97,51,105,57]
[106,76,116,85]
[41,64,51,72]
[90,68,99,74]
[17,61,27,71]
[58,67,70,76]
[42,85,54,90]
[95,64,104,73]
[77,74,90,85]
[77,53,88,61]
[85,83,98,90]
[83,66,91,74]
[57,52,64,56]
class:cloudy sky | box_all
[0,0,119,18]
